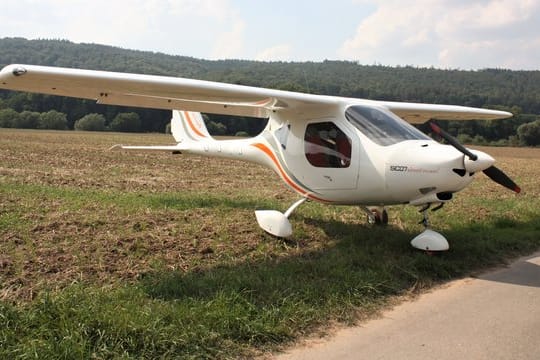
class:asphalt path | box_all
[273,251,540,360]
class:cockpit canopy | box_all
[345,105,431,146]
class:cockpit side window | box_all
[304,122,351,168]
[345,105,430,146]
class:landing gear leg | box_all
[418,203,444,227]
[364,206,388,225]
[418,204,431,228]
[411,203,449,252]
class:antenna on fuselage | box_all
[302,68,311,94]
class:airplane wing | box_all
[0,64,338,118]
[0,64,512,122]
[378,101,512,124]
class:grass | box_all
[0,129,539,358]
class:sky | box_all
[1,0,539,70]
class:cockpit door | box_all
[274,118,359,190]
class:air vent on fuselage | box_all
[436,192,453,201]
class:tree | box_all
[39,110,68,130]
[517,119,540,146]
[0,108,20,128]
[109,112,141,132]
[2,38,540,139]
[74,113,106,131]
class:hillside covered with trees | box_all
[0,38,539,145]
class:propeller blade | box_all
[483,166,521,193]
[428,122,520,194]
[429,122,478,161]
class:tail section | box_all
[171,110,213,143]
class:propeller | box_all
[429,121,521,193]
[429,122,478,160]
[483,165,521,193]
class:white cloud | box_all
[1,0,539,69]
[339,0,540,69]
[0,0,247,59]
[211,19,246,59]
[255,44,292,61]
[402,29,430,48]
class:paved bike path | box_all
[274,252,540,360]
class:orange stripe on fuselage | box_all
[184,111,207,138]
[251,143,328,202]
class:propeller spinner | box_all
[429,122,521,193]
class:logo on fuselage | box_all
[390,165,408,172]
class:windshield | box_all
[345,105,430,146]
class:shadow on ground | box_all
[479,253,540,288]
[140,213,540,315]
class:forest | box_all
[0,37,539,145]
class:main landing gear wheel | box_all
[366,207,388,225]
[255,198,307,238]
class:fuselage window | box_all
[304,122,351,168]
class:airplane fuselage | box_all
[179,103,485,207]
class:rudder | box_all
[171,110,213,143]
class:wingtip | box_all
[496,110,514,119]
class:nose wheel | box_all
[411,203,449,252]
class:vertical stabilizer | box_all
[171,110,213,143]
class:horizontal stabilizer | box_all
[109,144,185,152]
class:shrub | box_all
[457,133,473,144]
[39,110,68,130]
[109,112,141,132]
[74,113,106,131]
[517,119,540,146]
[0,108,20,128]
[207,121,227,135]
[16,111,41,129]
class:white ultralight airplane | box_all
[0,64,521,251]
